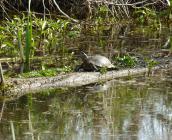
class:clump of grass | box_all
[100,67,107,74]
[18,66,72,78]
[133,7,161,30]
[0,14,81,59]
[114,55,137,68]
[145,58,158,76]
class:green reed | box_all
[25,16,32,64]
[17,29,24,62]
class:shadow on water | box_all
[0,68,172,140]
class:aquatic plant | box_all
[100,67,108,74]
[145,58,158,76]
[0,14,81,58]
[114,55,137,68]
[133,8,159,26]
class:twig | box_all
[53,0,79,23]
[28,0,31,14]
[0,1,11,19]
[42,0,51,20]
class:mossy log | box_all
[1,63,172,99]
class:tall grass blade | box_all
[24,0,32,71]
[24,15,32,72]
[25,17,32,64]
[17,29,24,62]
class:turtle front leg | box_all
[92,65,99,72]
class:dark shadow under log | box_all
[1,62,172,100]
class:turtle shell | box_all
[87,55,115,68]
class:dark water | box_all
[0,68,172,140]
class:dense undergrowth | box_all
[0,4,172,77]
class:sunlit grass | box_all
[0,14,81,59]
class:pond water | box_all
[0,21,172,140]
[0,68,172,140]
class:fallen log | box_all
[0,62,172,99]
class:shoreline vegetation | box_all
[0,0,170,20]
[0,0,172,97]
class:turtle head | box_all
[80,51,88,62]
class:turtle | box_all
[77,51,115,71]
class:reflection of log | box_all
[1,62,172,99]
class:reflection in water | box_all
[0,69,172,140]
